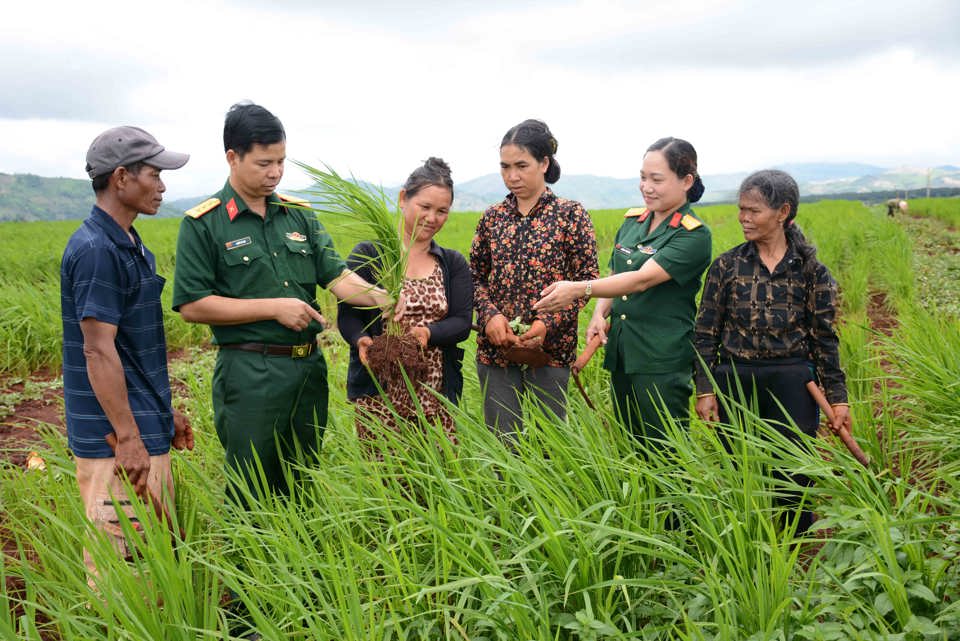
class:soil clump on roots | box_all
[366,332,430,391]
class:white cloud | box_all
[0,0,956,200]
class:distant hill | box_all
[0,173,183,222]
[450,163,959,210]
[2,163,959,221]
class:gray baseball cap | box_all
[85,126,189,178]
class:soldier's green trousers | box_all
[610,369,692,448]
[213,348,328,504]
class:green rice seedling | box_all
[907,197,960,228]
[879,308,960,498]
[296,163,407,334]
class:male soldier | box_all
[173,103,395,504]
[61,126,194,582]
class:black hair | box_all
[402,157,454,200]
[645,137,704,203]
[223,102,285,156]
[739,169,818,278]
[91,161,146,194]
[500,119,561,184]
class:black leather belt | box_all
[219,342,315,358]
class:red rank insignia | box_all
[226,198,239,221]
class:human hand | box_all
[109,433,150,499]
[381,293,406,323]
[409,325,430,348]
[534,281,583,313]
[172,410,194,451]
[586,315,609,345]
[273,298,325,331]
[357,336,373,365]
[695,394,719,424]
[484,314,519,347]
[829,404,852,435]
[517,320,547,348]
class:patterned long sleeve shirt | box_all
[470,188,599,368]
[693,240,848,404]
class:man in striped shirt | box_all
[60,126,193,583]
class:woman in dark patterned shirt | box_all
[693,169,851,534]
[470,119,599,443]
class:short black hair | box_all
[223,102,285,157]
[501,119,561,184]
[90,161,147,194]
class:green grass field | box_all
[1,196,958,639]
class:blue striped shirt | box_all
[60,206,173,458]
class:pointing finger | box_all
[307,306,325,323]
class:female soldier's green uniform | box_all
[173,182,346,500]
[604,204,711,444]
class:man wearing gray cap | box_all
[60,126,194,584]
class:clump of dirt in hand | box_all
[366,332,430,390]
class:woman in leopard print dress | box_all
[338,158,473,447]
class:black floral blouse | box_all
[470,188,599,368]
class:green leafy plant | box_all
[296,162,407,336]
[508,316,531,335]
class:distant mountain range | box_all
[2,163,959,222]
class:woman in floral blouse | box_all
[470,119,599,443]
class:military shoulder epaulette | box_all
[624,207,647,218]
[278,193,309,206]
[680,214,702,231]
[184,198,220,219]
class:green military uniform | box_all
[604,203,712,444]
[172,181,346,500]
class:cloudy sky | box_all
[1,0,957,199]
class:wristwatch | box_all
[583,282,592,299]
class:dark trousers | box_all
[713,359,818,534]
[477,363,569,445]
[610,369,692,447]
[213,348,329,505]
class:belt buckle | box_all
[291,343,311,358]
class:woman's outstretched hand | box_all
[535,281,583,313]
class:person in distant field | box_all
[338,157,472,449]
[886,198,898,217]
[693,169,851,535]
[172,102,398,505]
[61,126,194,584]
[536,137,712,448]
[470,119,599,444]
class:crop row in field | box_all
[1,196,959,639]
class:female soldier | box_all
[535,137,712,446]
[692,169,850,534]
[338,158,472,446]
[471,119,599,443]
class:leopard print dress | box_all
[355,261,458,447]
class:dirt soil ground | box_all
[0,372,64,467]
